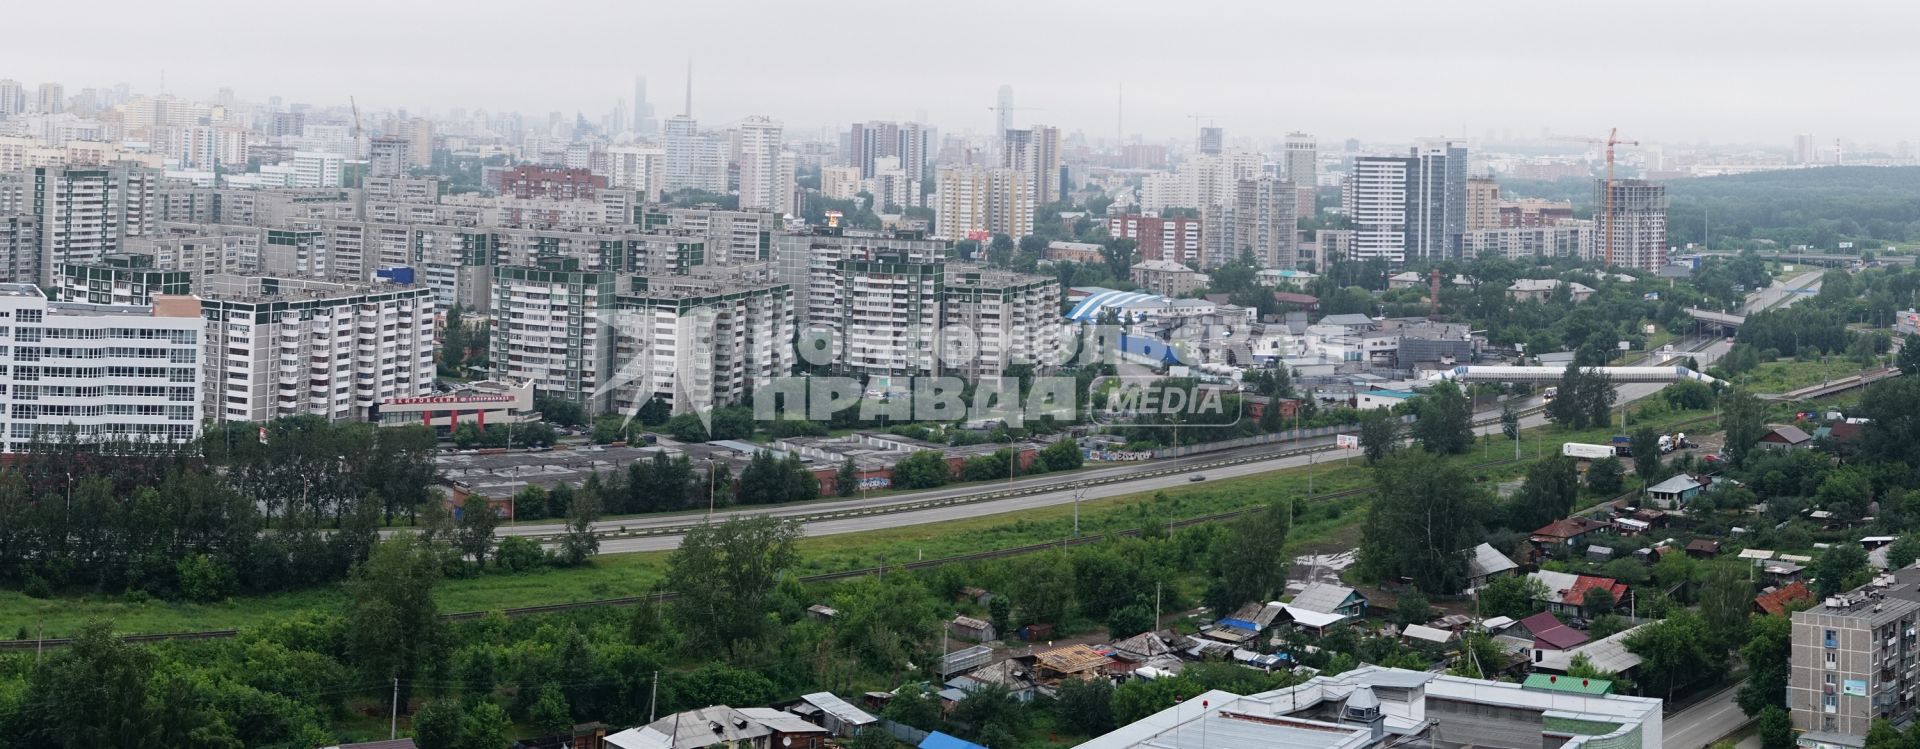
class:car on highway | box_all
[1189,474,1206,482]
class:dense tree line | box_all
[0,418,439,600]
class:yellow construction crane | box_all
[1555,128,1640,266]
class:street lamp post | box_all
[705,459,716,521]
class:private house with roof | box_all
[1465,542,1520,590]
[1290,583,1369,619]
[1528,571,1630,619]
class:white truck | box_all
[1562,443,1617,460]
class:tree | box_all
[1358,451,1487,593]
[665,516,800,651]
[525,684,573,738]
[1410,380,1474,455]
[411,699,465,749]
[1357,409,1400,464]
[345,536,445,712]
[1507,455,1579,531]
[1698,567,1752,653]
[1055,677,1117,737]
[1586,456,1625,495]
[988,595,1013,637]
[835,457,859,497]
[1816,466,1873,522]
[1581,586,1616,617]
[458,701,513,749]
[1005,551,1075,625]
[1899,334,1920,376]
[1106,604,1154,639]
[1813,543,1870,597]
[891,450,951,489]
[1739,614,1793,717]
[1757,706,1794,749]
[1393,589,1433,628]
[1477,575,1547,618]
[1214,499,1292,608]
[556,486,601,566]
[17,620,155,746]
[1626,610,1722,700]
[1630,426,1662,490]
[1722,389,1768,467]
[1864,720,1903,749]
[1040,438,1084,472]
[1858,378,1920,470]
[1888,535,1920,570]
[1500,402,1520,442]
[454,494,500,568]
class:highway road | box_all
[1742,271,1824,314]
[1662,681,1750,749]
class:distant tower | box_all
[995,85,1014,136]
[632,76,656,136]
[1198,126,1224,155]
[683,60,693,117]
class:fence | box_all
[878,719,930,745]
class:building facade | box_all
[1595,179,1668,272]
[489,259,617,412]
[0,284,202,451]
[198,275,436,424]
[1790,571,1920,745]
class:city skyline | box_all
[7,0,1920,144]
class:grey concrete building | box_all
[1790,570,1920,747]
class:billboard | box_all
[1335,434,1359,450]
[1844,679,1868,697]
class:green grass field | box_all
[0,405,1721,639]
[1738,357,1877,394]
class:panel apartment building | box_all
[198,275,436,424]
[1790,569,1920,748]
[941,267,1062,379]
[0,284,203,452]
[610,268,796,416]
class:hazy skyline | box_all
[8,0,1916,145]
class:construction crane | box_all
[1555,128,1640,266]
[986,103,1043,134]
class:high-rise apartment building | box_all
[995,85,1014,138]
[639,206,777,264]
[835,250,944,377]
[605,145,666,200]
[1465,176,1500,231]
[1343,143,1468,264]
[1594,179,1668,271]
[736,118,788,213]
[1002,126,1062,205]
[820,166,862,200]
[368,137,411,177]
[405,118,434,168]
[1198,127,1224,155]
[663,115,727,193]
[1410,142,1469,261]
[1284,132,1318,218]
[772,228,947,333]
[34,83,63,115]
[1790,569,1920,745]
[198,274,436,423]
[935,166,1032,240]
[610,269,795,416]
[1795,133,1817,165]
[26,165,160,286]
[941,267,1062,379]
[0,80,24,116]
[1344,154,1414,263]
[1203,176,1298,268]
[290,152,345,188]
[0,284,202,451]
[490,258,618,412]
[0,214,35,282]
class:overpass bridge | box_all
[1438,365,1726,387]
[1685,307,1747,329]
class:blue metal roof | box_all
[1067,288,1167,321]
[920,731,989,749]
[1119,334,1182,365]
[1217,617,1261,632]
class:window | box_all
[1827,651,1839,668]
[1827,630,1840,648]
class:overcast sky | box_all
[8,0,1914,147]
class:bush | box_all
[176,553,236,602]
[493,536,548,574]
[21,574,50,599]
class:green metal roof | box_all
[1522,673,1613,695]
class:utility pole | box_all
[649,670,659,722]
[389,677,399,740]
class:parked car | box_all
[1189,474,1207,482]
